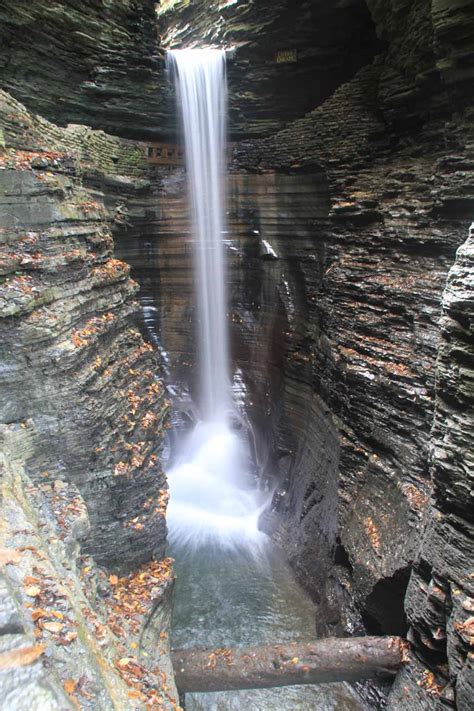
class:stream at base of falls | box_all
[171,542,367,710]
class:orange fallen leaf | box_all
[128,689,144,699]
[51,611,64,620]
[64,679,77,695]
[0,548,21,566]
[0,644,45,669]
[24,576,40,586]
[109,575,118,585]
[18,545,46,560]
[31,608,48,622]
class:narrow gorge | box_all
[0,1,473,710]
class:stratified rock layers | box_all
[0,91,169,571]
[0,0,473,708]
[117,1,473,704]
[0,89,179,708]
[0,0,167,140]
[389,231,474,710]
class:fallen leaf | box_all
[18,545,46,560]
[51,611,64,620]
[64,679,77,695]
[25,585,41,597]
[24,576,40,586]
[43,621,63,633]
[118,657,133,667]
[109,575,118,585]
[57,630,78,647]
[31,608,48,622]
[0,549,21,566]
[0,644,45,669]
[128,689,144,699]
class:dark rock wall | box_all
[0,91,170,572]
[0,0,473,707]
[227,0,474,701]
[0,0,168,140]
[114,11,473,701]
[388,229,474,709]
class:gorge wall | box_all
[231,1,474,705]
[0,92,178,707]
[1,0,473,709]
[0,0,167,139]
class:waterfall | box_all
[167,48,229,421]
[166,49,265,549]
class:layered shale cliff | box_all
[389,229,474,708]
[0,0,168,139]
[0,91,178,708]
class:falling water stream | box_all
[165,49,365,710]
[165,48,264,549]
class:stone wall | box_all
[0,0,473,707]
[229,0,474,702]
[388,229,474,709]
[0,0,168,140]
[0,89,179,707]
[1,90,170,571]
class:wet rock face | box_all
[233,69,469,634]
[0,456,177,710]
[388,231,474,709]
[217,0,474,701]
[0,90,179,707]
[0,0,168,140]
[366,0,474,121]
[0,91,170,571]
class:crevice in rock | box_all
[361,568,411,637]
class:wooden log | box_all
[172,636,403,693]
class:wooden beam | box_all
[172,636,404,693]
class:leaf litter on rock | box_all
[0,548,22,565]
[0,644,45,670]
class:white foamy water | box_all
[166,421,266,549]
[166,49,264,548]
